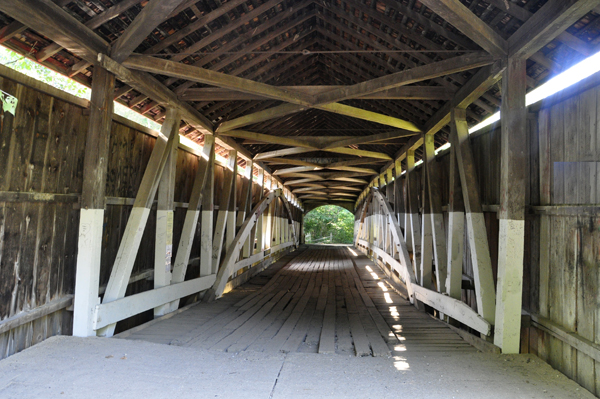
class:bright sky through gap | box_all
[469,49,600,134]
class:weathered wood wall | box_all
[355,82,600,395]
[0,66,301,359]
[526,88,600,395]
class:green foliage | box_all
[304,205,355,244]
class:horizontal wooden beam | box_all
[218,130,319,149]
[0,296,73,335]
[323,130,418,149]
[274,166,323,175]
[180,86,456,101]
[322,147,392,160]
[217,54,491,131]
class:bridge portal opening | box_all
[303,205,354,245]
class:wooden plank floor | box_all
[120,246,477,356]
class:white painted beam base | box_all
[446,211,465,300]
[494,218,525,353]
[93,274,216,330]
[154,209,174,317]
[73,209,104,337]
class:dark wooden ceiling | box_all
[1,0,598,204]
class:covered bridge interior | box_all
[0,0,600,397]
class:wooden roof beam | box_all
[509,0,600,59]
[311,52,495,105]
[123,55,315,106]
[213,53,492,132]
[418,0,507,57]
[217,130,320,150]
[0,0,107,63]
[180,86,456,102]
[110,0,188,62]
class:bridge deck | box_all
[119,246,475,356]
[1,246,594,398]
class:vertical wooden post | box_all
[446,139,465,301]
[241,160,254,257]
[98,108,181,337]
[424,134,448,293]
[494,57,527,353]
[403,170,412,250]
[406,150,422,282]
[154,116,179,317]
[212,150,237,274]
[420,146,433,289]
[199,146,215,277]
[225,157,237,253]
[538,109,551,320]
[394,159,404,229]
[265,176,273,248]
[73,66,115,337]
[255,168,265,253]
[452,108,496,326]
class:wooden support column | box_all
[452,109,496,326]
[420,149,434,289]
[394,159,404,228]
[225,158,238,254]
[170,135,214,310]
[154,117,179,317]
[446,139,465,301]
[212,150,237,274]
[73,66,115,337]
[264,176,274,248]
[406,150,422,282]
[255,169,265,253]
[538,108,551,320]
[199,146,215,277]
[424,134,448,293]
[494,57,527,353]
[98,108,181,337]
[240,160,254,258]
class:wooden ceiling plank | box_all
[0,21,27,44]
[144,0,255,56]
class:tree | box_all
[303,205,354,244]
